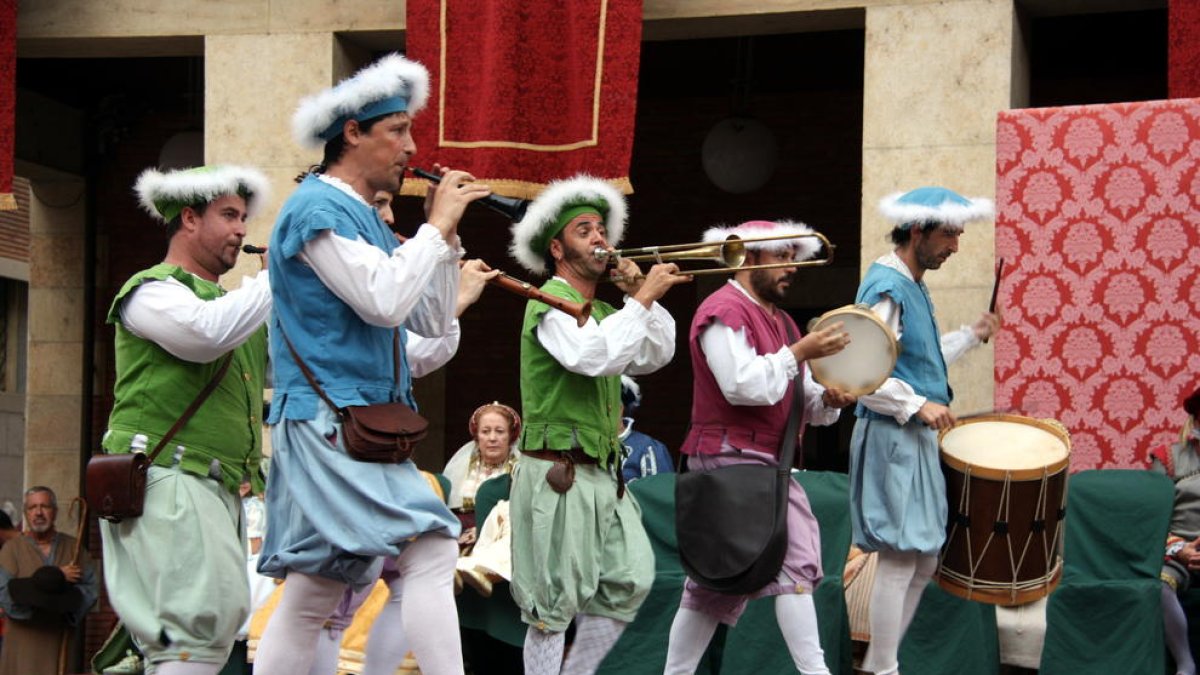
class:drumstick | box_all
[988,258,1004,314]
[983,258,1004,344]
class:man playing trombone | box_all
[664,220,855,675]
[507,175,689,675]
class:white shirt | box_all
[857,251,981,424]
[121,270,272,363]
[698,280,839,427]
[297,174,462,338]
[536,276,676,376]
[406,321,461,378]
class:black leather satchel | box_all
[675,324,806,595]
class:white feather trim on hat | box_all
[134,165,271,222]
[620,375,641,401]
[292,53,430,149]
[702,220,822,261]
[878,189,994,228]
[509,175,627,275]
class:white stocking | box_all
[1164,583,1196,675]
[524,627,566,675]
[561,615,626,675]
[394,535,463,675]
[361,575,409,675]
[254,572,347,674]
[898,553,937,637]
[154,663,222,675]
[308,627,343,675]
[862,550,918,675]
[776,593,831,675]
[663,607,720,674]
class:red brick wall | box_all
[0,176,28,263]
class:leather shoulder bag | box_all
[675,322,807,595]
[281,330,426,463]
[87,354,233,522]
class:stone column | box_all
[861,0,1028,414]
[24,172,87,528]
[205,32,361,272]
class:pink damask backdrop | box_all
[994,98,1200,471]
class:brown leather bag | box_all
[341,403,428,463]
[283,330,425,464]
[86,355,233,522]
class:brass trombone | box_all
[596,231,834,280]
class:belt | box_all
[522,448,599,465]
[522,448,625,498]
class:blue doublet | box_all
[259,176,458,587]
[849,261,950,554]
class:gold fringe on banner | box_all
[399,176,633,201]
[0,193,15,211]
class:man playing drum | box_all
[664,219,855,675]
[1149,385,1200,675]
[849,187,1000,675]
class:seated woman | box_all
[445,402,521,542]
[443,402,521,595]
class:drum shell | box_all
[937,415,1070,606]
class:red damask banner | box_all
[0,0,16,210]
[403,0,642,198]
[1170,0,1200,98]
[994,98,1200,471]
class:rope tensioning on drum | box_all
[1007,465,1050,602]
[938,465,1064,602]
[938,462,975,593]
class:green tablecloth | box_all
[460,468,1180,674]
[1039,469,1173,675]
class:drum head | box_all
[941,415,1070,478]
[808,306,897,396]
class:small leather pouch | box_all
[86,452,150,522]
[545,455,576,494]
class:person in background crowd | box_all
[616,376,674,484]
[0,486,99,675]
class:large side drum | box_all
[937,414,1070,606]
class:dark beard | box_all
[750,268,788,305]
[915,242,944,270]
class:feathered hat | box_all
[620,375,642,416]
[292,53,430,149]
[134,165,270,224]
[509,175,627,275]
[701,220,823,262]
[878,186,994,229]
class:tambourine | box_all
[806,304,898,396]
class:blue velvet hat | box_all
[878,186,994,229]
